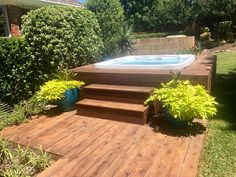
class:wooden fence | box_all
[131,36,195,55]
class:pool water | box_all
[116,56,186,65]
[95,55,195,70]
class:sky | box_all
[80,0,86,3]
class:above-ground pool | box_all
[95,55,195,70]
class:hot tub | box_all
[95,55,195,70]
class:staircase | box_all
[76,84,154,125]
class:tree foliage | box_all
[22,6,103,84]
[151,0,192,31]
[120,0,153,31]
[120,0,236,36]
[191,0,236,26]
[86,0,125,57]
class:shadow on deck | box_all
[1,110,206,177]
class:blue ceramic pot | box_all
[58,88,79,112]
[162,107,192,128]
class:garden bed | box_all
[0,138,55,176]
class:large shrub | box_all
[0,37,34,105]
[212,21,236,42]
[86,0,125,57]
[151,0,192,31]
[22,6,103,83]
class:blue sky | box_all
[80,0,86,3]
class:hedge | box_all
[0,37,33,105]
[1,6,104,105]
[21,6,104,84]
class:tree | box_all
[87,0,125,57]
[151,0,192,31]
[120,0,153,31]
[191,0,236,27]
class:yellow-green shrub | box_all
[145,79,218,120]
[36,80,84,102]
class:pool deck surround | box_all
[73,55,216,125]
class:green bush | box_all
[36,80,84,103]
[145,79,218,121]
[22,6,103,83]
[213,21,236,42]
[0,37,34,105]
[86,0,125,57]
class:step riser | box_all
[77,107,146,125]
[83,95,143,104]
[83,89,149,104]
[77,104,144,118]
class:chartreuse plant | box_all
[36,80,84,103]
[145,79,218,121]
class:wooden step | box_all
[84,84,154,93]
[83,84,154,104]
[76,99,148,125]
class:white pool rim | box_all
[95,55,196,70]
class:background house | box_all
[0,0,82,37]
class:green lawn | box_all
[199,51,236,177]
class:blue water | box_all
[113,56,186,65]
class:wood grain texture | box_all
[1,112,207,177]
[72,55,216,92]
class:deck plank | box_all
[126,134,167,177]
[2,111,73,141]
[47,117,113,156]
[1,112,206,177]
[77,126,149,177]
[144,136,181,177]
[16,112,76,147]
[178,135,205,177]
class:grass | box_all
[199,51,236,177]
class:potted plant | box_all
[36,72,84,112]
[145,79,218,128]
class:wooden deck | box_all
[73,55,216,92]
[1,111,207,177]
